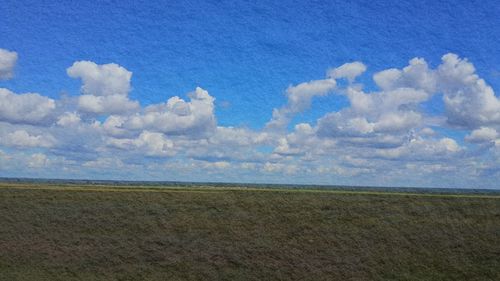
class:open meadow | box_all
[0,182,499,281]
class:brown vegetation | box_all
[0,184,499,280]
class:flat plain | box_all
[0,182,499,281]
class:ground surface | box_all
[0,183,499,281]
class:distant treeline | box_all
[0,177,499,195]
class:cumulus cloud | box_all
[100,115,129,137]
[315,53,500,157]
[122,87,216,136]
[2,51,500,188]
[67,61,139,115]
[77,94,139,115]
[107,131,175,157]
[438,54,500,128]
[327,61,366,82]
[0,130,55,148]
[465,127,498,143]
[0,88,56,125]
[373,54,500,129]
[163,126,273,164]
[202,160,231,169]
[317,87,428,139]
[266,78,336,131]
[57,112,81,127]
[0,48,17,80]
[82,157,125,169]
[28,153,49,168]
[209,126,270,147]
[373,57,436,92]
[375,137,461,160]
[67,61,132,96]
[272,123,327,156]
[262,162,299,174]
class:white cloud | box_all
[82,157,124,169]
[262,162,299,174]
[266,78,336,131]
[0,149,11,169]
[375,137,461,160]
[438,54,500,128]
[209,126,270,146]
[274,138,296,155]
[0,130,55,148]
[67,61,132,96]
[273,123,336,157]
[203,161,230,169]
[2,51,500,188]
[57,112,81,127]
[67,61,139,115]
[373,57,436,92]
[0,48,17,80]
[420,127,436,136]
[123,87,216,136]
[107,131,175,157]
[101,115,129,137]
[166,126,273,164]
[373,111,422,132]
[28,153,49,168]
[263,162,283,173]
[465,127,498,143]
[240,162,257,170]
[371,54,500,129]
[317,87,428,138]
[78,94,139,115]
[0,88,56,125]
[327,61,366,82]
[347,87,429,114]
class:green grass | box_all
[0,183,499,280]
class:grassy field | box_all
[0,183,499,280]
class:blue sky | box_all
[1,0,500,188]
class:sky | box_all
[1,0,500,188]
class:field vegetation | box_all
[0,182,499,280]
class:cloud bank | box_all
[1,50,499,188]
[0,48,17,80]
